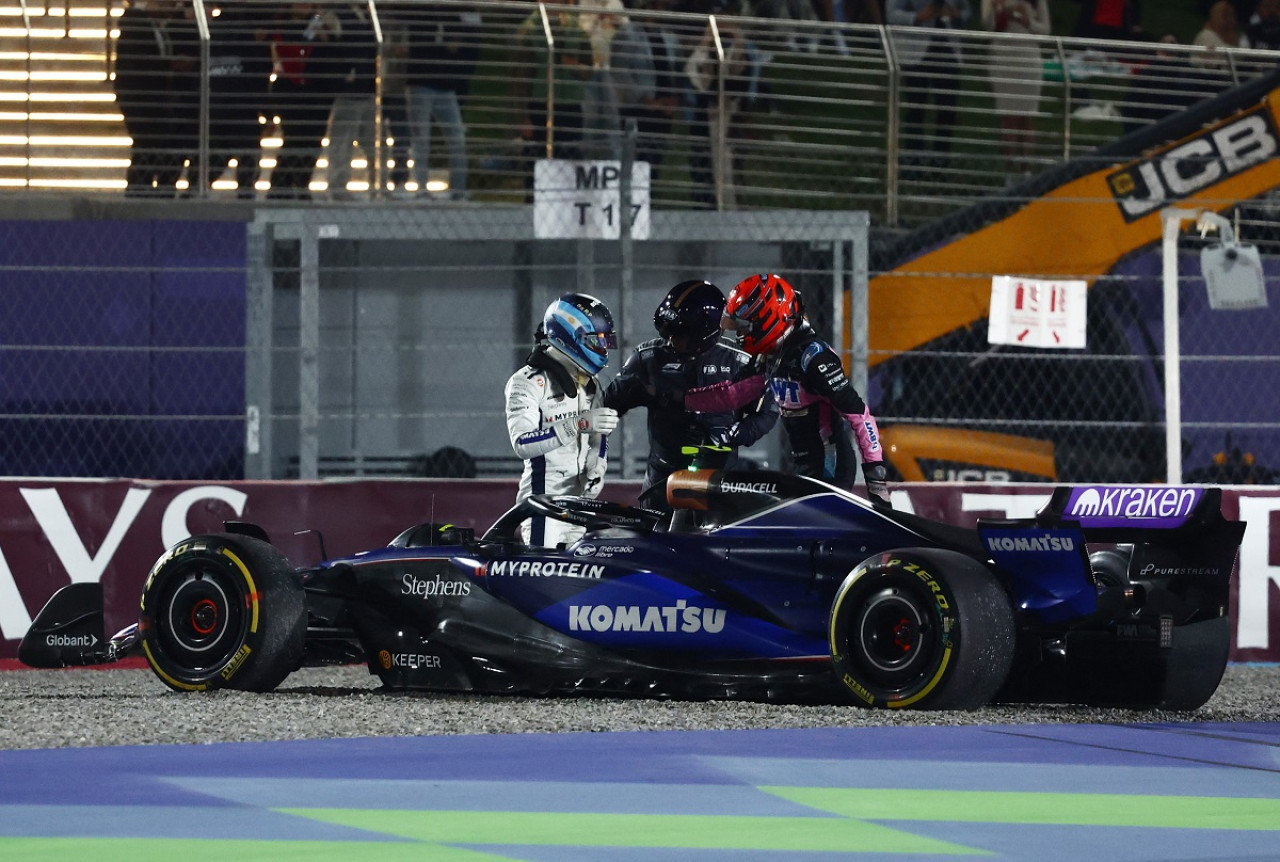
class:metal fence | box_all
[871,240,1280,488]
[4,0,1280,224]
[0,1,1278,486]
[4,193,1276,486]
[0,212,249,479]
[248,205,867,480]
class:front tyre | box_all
[140,533,305,692]
[829,548,1015,710]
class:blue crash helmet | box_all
[543,293,617,376]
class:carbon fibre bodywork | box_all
[19,471,1246,709]
[288,474,1244,708]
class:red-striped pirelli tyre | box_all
[829,548,1015,710]
[139,533,305,693]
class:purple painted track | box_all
[2,722,1278,860]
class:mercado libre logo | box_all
[1106,103,1278,223]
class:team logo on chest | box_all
[770,377,803,408]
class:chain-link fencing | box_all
[2,198,1277,485]
[0,216,249,478]
[869,209,1280,487]
[1,1,1279,486]
[864,65,1280,488]
[250,204,866,480]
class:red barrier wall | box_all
[1,480,1276,662]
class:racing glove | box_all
[580,470,605,497]
[708,422,742,448]
[557,407,618,440]
[863,460,889,506]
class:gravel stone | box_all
[1,663,1276,750]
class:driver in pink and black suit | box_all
[687,272,890,506]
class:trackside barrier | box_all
[0,479,1276,663]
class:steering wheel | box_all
[481,495,662,544]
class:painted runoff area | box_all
[1,722,1278,861]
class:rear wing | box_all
[1039,485,1241,540]
[978,485,1245,624]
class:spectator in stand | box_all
[752,0,821,19]
[886,0,973,172]
[1242,0,1280,78]
[1070,0,1142,41]
[579,0,626,158]
[685,1,751,208]
[1064,0,1146,40]
[513,2,592,196]
[981,0,1051,176]
[205,2,274,197]
[754,0,884,55]
[1248,0,1280,51]
[1206,0,1253,31]
[406,2,481,200]
[1069,0,1142,119]
[268,3,341,199]
[612,0,680,172]
[832,0,884,24]
[379,5,414,192]
[823,0,884,55]
[1119,34,1206,136]
[166,3,202,193]
[1192,0,1250,74]
[750,0,821,53]
[757,0,883,56]
[114,0,184,197]
[323,3,379,199]
[606,9,654,141]
[608,3,658,165]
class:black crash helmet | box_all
[653,280,725,360]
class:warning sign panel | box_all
[988,276,1088,349]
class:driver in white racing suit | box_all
[504,293,619,547]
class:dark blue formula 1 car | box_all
[20,467,1246,710]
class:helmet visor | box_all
[583,330,618,352]
[720,313,754,334]
[664,332,700,358]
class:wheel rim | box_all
[150,556,247,676]
[844,581,939,691]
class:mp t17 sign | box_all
[534,159,651,240]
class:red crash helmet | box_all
[722,273,800,355]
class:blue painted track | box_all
[2,722,1278,860]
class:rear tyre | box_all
[140,533,305,692]
[829,548,1015,710]
[1072,544,1229,711]
[1148,616,1231,711]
